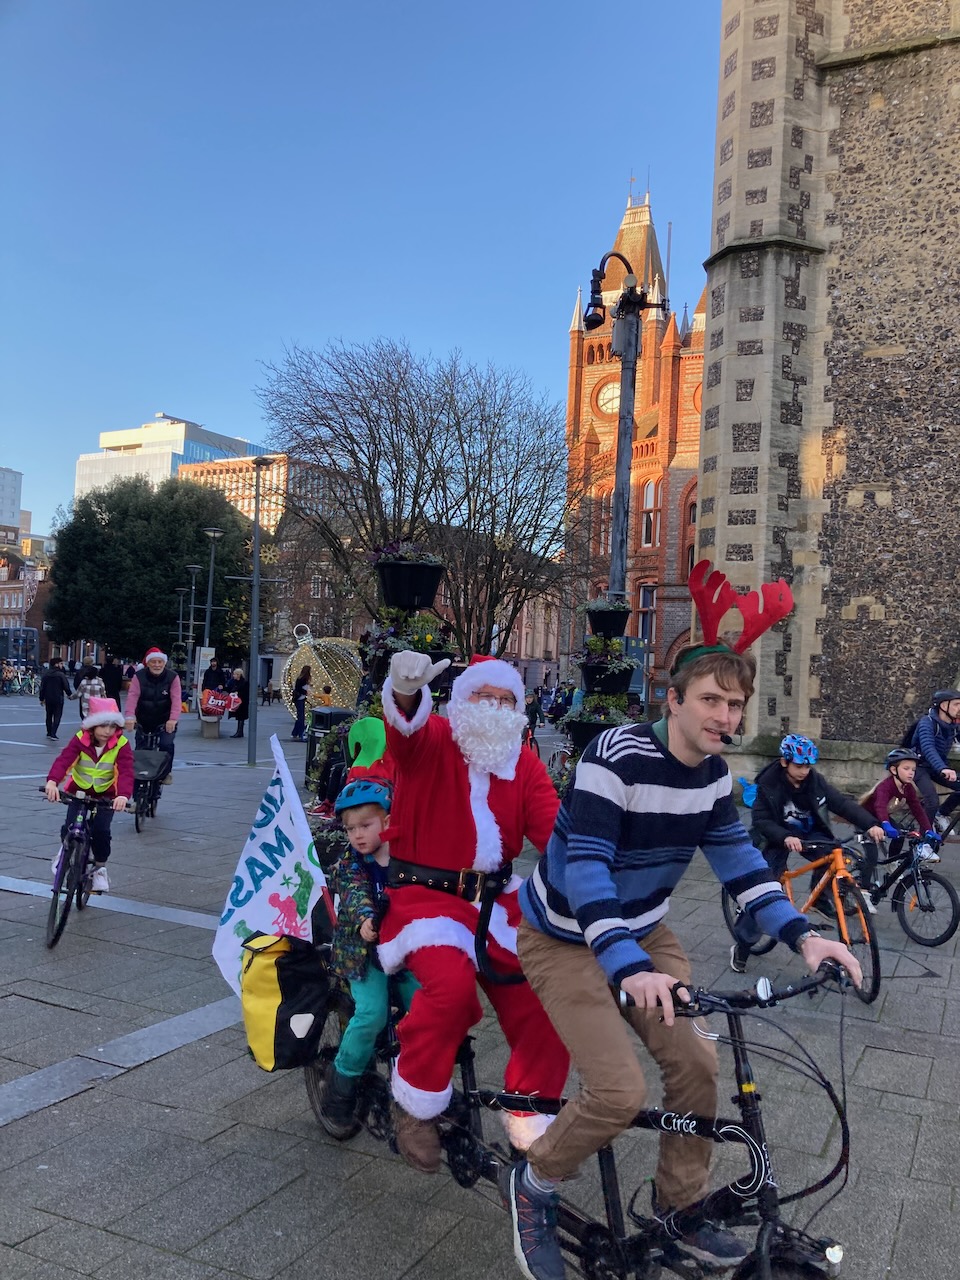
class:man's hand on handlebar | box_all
[785,835,804,853]
[800,934,862,988]
[865,825,886,844]
[619,970,691,1027]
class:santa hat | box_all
[82,696,125,731]
[144,647,168,664]
[450,655,525,708]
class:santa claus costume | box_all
[379,655,570,1156]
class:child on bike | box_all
[44,697,134,893]
[860,748,939,868]
[316,779,417,1140]
[731,733,886,970]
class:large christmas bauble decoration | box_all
[280,625,362,716]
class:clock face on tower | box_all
[596,379,620,417]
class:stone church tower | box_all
[701,0,960,743]
[567,197,705,703]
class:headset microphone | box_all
[720,733,734,745]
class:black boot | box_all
[317,1067,360,1140]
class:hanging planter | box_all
[580,663,633,696]
[585,605,632,639]
[375,561,445,611]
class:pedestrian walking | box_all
[229,668,250,738]
[38,658,74,739]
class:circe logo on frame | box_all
[659,1112,699,1135]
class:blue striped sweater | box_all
[520,722,809,985]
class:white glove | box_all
[389,650,451,696]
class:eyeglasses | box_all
[470,693,517,710]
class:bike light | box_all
[823,1241,843,1276]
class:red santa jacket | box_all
[377,683,559,974]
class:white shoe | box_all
[916,843,941,864]
[863,894,877,914]
[934,814,951,835]
[92,866,110,893]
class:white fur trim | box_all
[501,1110,555,1150]
[381,678,433,737]
[470,897,519,956]
[81,712,125,730]
[144,648,168,663]
[451,659,525,708]
[391,1064,452,1120]
[504,874,524,894]
[378,916,480,974]
[468,767,504,872]
[377,909,518,974]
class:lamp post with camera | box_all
[582,252,667,601]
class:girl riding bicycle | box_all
[44,697,134,894]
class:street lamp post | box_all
[186,564,202,703]
[175,588,189,645]
[201,528,225,650]
[582,253,666,601]
[246,456,274,766]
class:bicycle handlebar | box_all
[38,786,118,808]
[618,962,846,1017]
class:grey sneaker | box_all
[729,942,748,974]
[934,814,951,836]
[499,1160,565,1280]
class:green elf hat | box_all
[671,560,794,675]
[347,716,387,768]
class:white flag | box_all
[213,734,335,994]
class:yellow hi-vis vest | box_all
[70,735,127,793]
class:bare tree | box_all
[257,339,588,656]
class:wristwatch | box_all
[794,930,821,953]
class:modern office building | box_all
[177,454,331,535]
[74,412,266,499]
[0,467,22,529]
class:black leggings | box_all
[62,799,114,863]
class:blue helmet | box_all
[779,734,819,765]
[333,779,392,815]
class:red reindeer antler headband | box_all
[674,559,794,671]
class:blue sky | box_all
[0,1,720,534]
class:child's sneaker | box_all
[729,942,748,974]
[92,866,110,893]
[915,843,941,864]
[933,814,951,836]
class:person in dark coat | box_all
[202,658,227,692]
[38,658,74,740]
[228,668,250,738]
[101,656,124,705]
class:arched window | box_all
[607,343,613,360]
[586,347,595,365]
[639,479,661,548]
[596,345,604,363]
[681,491,698,582]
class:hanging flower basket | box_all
[375,561,445,611]
[586,605,632,639]
[426,649,455,694]
[580,663,633,696]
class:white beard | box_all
[448,700,527,777]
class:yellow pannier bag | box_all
[240,932,332,1071]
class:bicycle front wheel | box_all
[835,879,880,1003]
[46,842,79,947]
[303,992,360,1139]
[134,791,148,833]
[720,887,777,956]
[895,871,960,947]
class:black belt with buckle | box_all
[387,858,513,903]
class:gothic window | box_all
[680,494,698,582]
[607,343,613,360]
[596,345,604,363]
[639,479,661,548]
[637,584,657,650]
[586,346,595,365]
[598,489,613,556]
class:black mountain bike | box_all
[860,832,960,946]
[42,790,114,948]
[305,963,853,1280]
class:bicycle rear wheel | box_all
[895,871,960,946]
[46,841,79,948]
[303,992,360,1140]
[835,879,880,1003]
[720,887,777,956]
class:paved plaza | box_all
[1,695,959,1280]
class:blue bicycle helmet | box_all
[333,779,392,814]
[779,734,819,765]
